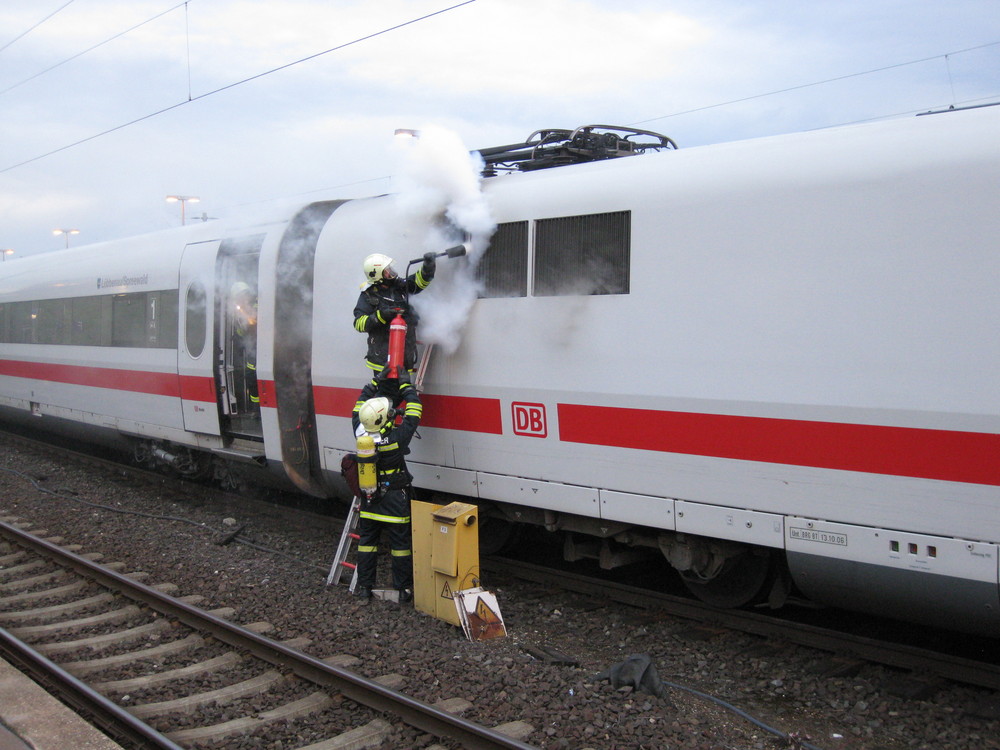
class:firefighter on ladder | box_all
[352,252,436,374]
[351,369,423,604]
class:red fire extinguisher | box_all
[385,310,407,378]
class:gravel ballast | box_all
[1,434,998,750]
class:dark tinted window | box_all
[478,221,529,298]
[534,211,630,296]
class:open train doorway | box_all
[217,236,264,441]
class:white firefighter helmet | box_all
[361,253,396,289]
[358,396,392,434]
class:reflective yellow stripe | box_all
[378,442,399,451]
[390,549,412,557]
[360,511,411,523]
[354,315,369,332]
[405,403,422,417]
[250,395,260,403]
[416,268,431,289]
[358,545,378,553]
[246,362,256,371]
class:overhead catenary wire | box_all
[0,0,78,55]
[0,0,478,175]
[630,40,1000,127]
[0,1,190,97]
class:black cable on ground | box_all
[663,679,826,750]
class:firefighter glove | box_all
[422,252,436,275]
[377,305,400,322]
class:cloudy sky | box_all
[1,0,997,256]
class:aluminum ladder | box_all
[326,497,361,591]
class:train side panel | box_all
[311,107,999,632]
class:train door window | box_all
[111,293,148,347]
[533,210,630,296]
[477,221,528,298]
[185,282,207,358]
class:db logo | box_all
[512,402,547,438]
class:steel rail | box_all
[0,521,538,750]
[0,625,185,749]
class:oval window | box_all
[185,281,207,358]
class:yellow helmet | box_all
[358,397,392,433]
[361,253,396,289]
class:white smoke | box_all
[391,125,496,355]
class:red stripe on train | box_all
[557,403,1000,486]
[0,358,198,399]
[312,385,503,434]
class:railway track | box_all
[0,519,538,750]
[484,557,1000,694]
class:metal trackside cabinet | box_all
[411,500,480,625]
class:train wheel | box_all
[680,548,774,609]
[478,515,521,556]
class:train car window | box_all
[7,302,35,343]
[111,293,147,347]
[35,299,71,344]
[533,211,630,296]
[185,282,207,358]
[70,296,110,346]
[144,291,179,349]
[0,303,6,343]
[477,221,528,298]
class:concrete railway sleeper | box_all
[0,519,538,749]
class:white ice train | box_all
[1,105,997,634]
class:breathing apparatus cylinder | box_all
[355,434,377,497]
[386,312,407,378]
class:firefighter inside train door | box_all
[217,238,263,440]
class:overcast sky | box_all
[1,0,997,257]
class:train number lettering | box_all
[789,527,848,546]
[512,402,547,438]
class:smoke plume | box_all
[391,125,496,355]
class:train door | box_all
[216,236,264,441]
[178,240,222,435]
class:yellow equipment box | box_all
[411,499,480,625]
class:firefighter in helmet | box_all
[352,252,436,373]
[230,281,259,412]
[350,368,423,603]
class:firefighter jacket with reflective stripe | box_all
[352,266,433,371]
[351,381,422,522]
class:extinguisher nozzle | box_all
[443,243,468,258]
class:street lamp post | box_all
[166,195,200,226]
[53,229,80,248]
[1,249,13,262]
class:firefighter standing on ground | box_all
[353,252,436,373]
[351,369,423,603]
